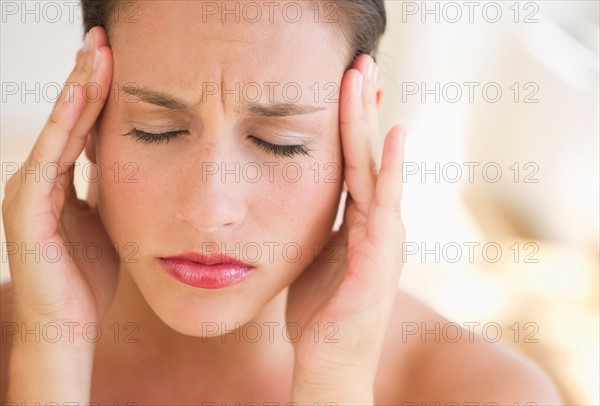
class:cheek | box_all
[247,115,343,247]
[93,129,173,253]
[256,148,344,265]
[269,162,342,231]
[94,151,148,252]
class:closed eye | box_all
[248,136,312,158]
[124,128,313,159]
[124,128,187,145]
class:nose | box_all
[175,144,248,233]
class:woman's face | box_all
[91,1,348,335]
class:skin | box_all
[1,1,564,404]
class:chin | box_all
[128,265,274,338]
[154,300,259,338]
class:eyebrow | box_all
[121,86,327,117]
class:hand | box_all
[2,26,116,348]
[287,54,406,402]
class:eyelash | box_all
[124,128,312,158]
[249,135,312,158]
[124,128,185,145]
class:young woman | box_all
[1,1,562,404]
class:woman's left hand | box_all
[286,54,407,404]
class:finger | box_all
[366,126,407,248]
[353,54,380,140]
[51,163,77,221]
[21,84,86,201]
[60,27,113,167]
[339,67,377,217]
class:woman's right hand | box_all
[2,26,116,348]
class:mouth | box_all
[158,253,255,289]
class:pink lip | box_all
[159,253,255,289]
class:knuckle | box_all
[45,115,70,140]
[344,160,361,172]
[372,193,403,218]
[72,60,83,76]
[369,159,378,177]
[46,111,62,130]
[28,144,45,166]
[371,193,387,210]
[74,56,90,77]
[79,63,91,78]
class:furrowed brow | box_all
[121,86,192,110]
[121,86,327,117]
[244,102,326,117]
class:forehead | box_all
[109,1,348,101]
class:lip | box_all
[159,253,255,289]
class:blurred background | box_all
[1,1,598,404]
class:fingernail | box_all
[355,73,363,97]
[83,31,93,52]
[367,59,375,81]
[373,64,379,83]
[93,49,102,71]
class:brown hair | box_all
[81,0,386,69]
[335,0,387,67]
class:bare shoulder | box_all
[0,282,15,402]
[374,288,563,405]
